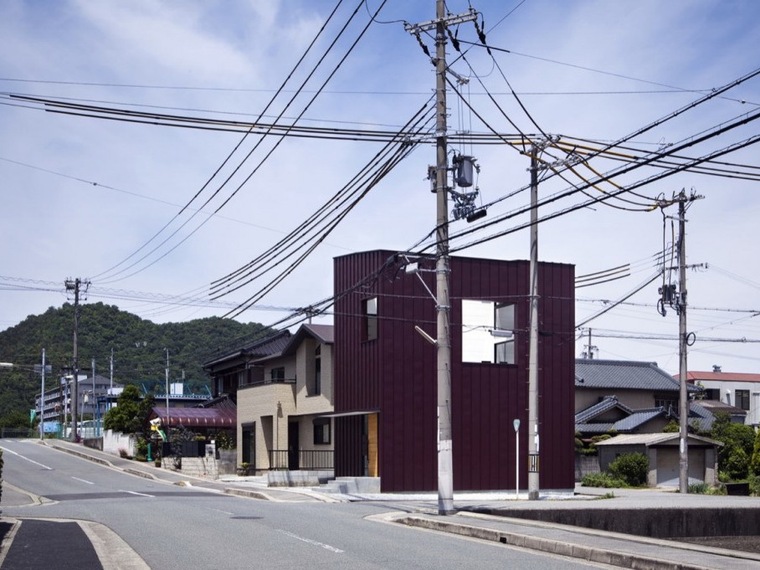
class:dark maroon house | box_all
[332,250,575,493]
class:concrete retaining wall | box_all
[480,507,760,538]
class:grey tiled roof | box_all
[575,359,683,391]
[575,396,630,424]
[614,408,665,431]
[575,398,665,434]
[576,422,615,433]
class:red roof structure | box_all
[685,371,760,383]
[150,406,236,428]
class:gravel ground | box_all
[674,535,760,554]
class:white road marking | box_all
[121,490,155,498]
[72,476,94,485]
[0,445,53,470]
[209,508,235,515]
[277,529,344,553]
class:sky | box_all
[1,0,759,376]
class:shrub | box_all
[608,453,648,487]
[688,482,710,494]
[215,430,235,450]
[581,472,627,488]
[724,447,750,481]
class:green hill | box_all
[0,302,274,424]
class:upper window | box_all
[313,345,322,396]
[736,389,750,411]
[462,299,516,364]
[363,297,378,341]
[270,367,285,383]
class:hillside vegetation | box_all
[0,302,274,424]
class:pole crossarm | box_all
[403,8,477,34]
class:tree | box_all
[103,385,154,435]
[710,412,756,480]
[750,428,760,477]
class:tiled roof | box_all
[575,359,684,391]
[575,422,614,433]
[203,330,292,367]
[686,371,760,383]
[575,398,665,433]
[574,396,631,424]
[150,406,236,428]
[613,408,665,431]
[279,323,335,357]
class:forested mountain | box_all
[0,302,274,423]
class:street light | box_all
[513,419,521,500]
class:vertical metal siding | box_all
[334,251,574,492]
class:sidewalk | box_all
[3,439,760,569]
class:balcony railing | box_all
[267,449,334,471]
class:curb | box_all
[396,516,713,570]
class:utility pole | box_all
[65,277,89,442]
[677,193,689,494]
[165,348,170,428]
[40,348,46,440]
[405,0,477,516]
[527,144,540,500]
[657,190,702,494]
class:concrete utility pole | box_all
[527,144,540,500]
[405,0,477,516]
[657,190,701,494]
[677,192,689,494]
[165,348,170,427]
[40,348,46,440]
[65,277,89,442]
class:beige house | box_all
[236,324,334,477]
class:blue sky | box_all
[1,0,759,374]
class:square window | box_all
[313,419,331,445]
[462,299,515,364]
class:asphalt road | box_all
[1,439,612,569]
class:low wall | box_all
[102,430,136,457]
[574,454,599,482]
[268,470,334,487]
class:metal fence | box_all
[0,428,36,438]
[267,449,334,470]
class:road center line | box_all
[277,529,344,553]
[0,445,53,470]
[72,476,94,485]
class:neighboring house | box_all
[574,359,701,436]
[689,399,747,432]
[686,368,760,426]
[203,329,292,403]
[238,323,334,475]
[332,250,576,493]
[595,433,723,487]
[205,325,335,474]
[575,395,670,435]
[148,399,237,434]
